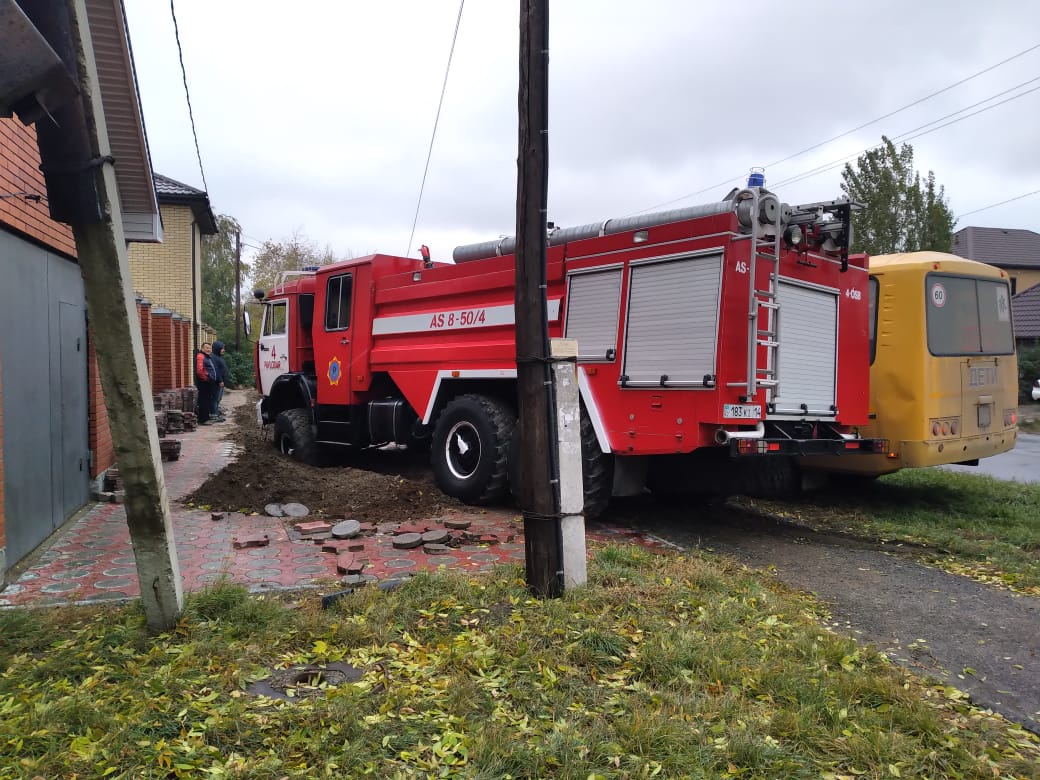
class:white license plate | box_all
[723,404,762,419]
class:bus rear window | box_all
[925,274,1013,356]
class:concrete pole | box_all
[550,338,587,588]
[63,0,183,629]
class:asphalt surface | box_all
[611,500,1040,732]
[942,431,1040,483]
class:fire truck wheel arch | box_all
[273,408,322,466]
[431,394,515,505]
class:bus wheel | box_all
[273,409,321,466]
[580,403,613,519]
[432,394,514,505]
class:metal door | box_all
[57,301,89,524]
[0,231,88,567]
[257,299,290,396]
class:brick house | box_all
[129,173,218,354]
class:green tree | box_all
[840,136,956,255]
[249,230,337,294]
[201,214,248,347]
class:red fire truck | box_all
[254,182,884,516]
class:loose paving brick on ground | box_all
[1,391,669,608]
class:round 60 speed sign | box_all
[930,282,947,308]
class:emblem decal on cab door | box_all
[327,356,342,386]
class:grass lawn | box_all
[2,546,1037,779]
[744,469,1040,595]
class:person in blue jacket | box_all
[211,341,230,422]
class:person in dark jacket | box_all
[194,342,218,424]
[211,341,230,422]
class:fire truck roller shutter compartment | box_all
[772,281,838,416]
[622,252,723,386]
[565,267,624,361]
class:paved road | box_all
[941,431,1040,483]
[608,499,1040,732]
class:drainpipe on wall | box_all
[191,220,198,354]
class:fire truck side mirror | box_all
[242,309,251,338]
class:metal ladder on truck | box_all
[729,187,783,406]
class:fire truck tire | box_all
[273,408,321,466]
[431,394,515,505]
[740,456,800,499]
[506,403,613,519]
[580,405,613,519]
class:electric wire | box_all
[169,0,209,194]
[406,0,465,258]
[629,42,1040,215]
[771,81,1040,189]
[959,188,1040,218]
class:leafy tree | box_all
[840,136,956,255]
[249,230,337,294]
[201,214,248,347]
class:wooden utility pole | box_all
[32,0,183,630]
[515,0,562,596]
[235,230,242,351]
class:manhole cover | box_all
[246,662,363,700]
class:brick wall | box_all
[86,330,115,478]
[127,204,200,322]
[0,119,76,257]
[151,310,175,392]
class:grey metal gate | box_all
[0,230,89,568]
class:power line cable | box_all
[959,188,1040,218]
[169,0,209,194]
[772,81,1040,189]
[629,42,1040,215]
[406,0,465,257]
[763,42,1040,171]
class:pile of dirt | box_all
[185,396,468,523]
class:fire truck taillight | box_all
[736,440,781,455]
[1004,409,1017,426]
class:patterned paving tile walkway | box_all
[0,391,670,608]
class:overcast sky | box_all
[122,0,1040,268]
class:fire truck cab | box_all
[255,183,884,516]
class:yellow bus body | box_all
[803,251,1017,477]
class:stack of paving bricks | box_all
[102,467,123,493]
[153,393,169,437]
[181,387,198,430]
[159,439,182,461]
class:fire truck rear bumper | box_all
[728,437,889,457]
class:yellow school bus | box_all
[803,251,1018,478]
